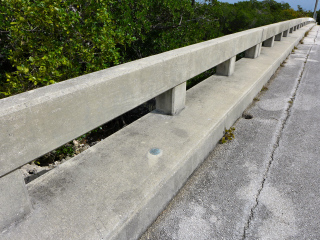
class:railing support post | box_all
[156,82,186,115]
[283,30,289,37]
[289,27,293,33]
[275,32,283,41]
[0,170,31,231]
[263,36,275,47]
[294,26,297,31]
[245,43,262,59]
[216,56,236,76]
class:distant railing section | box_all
[0,18,315,178]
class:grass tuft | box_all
[220,127,235,144]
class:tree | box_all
[0,0,138,97]
[0,0,310,98]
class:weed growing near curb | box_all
[305,30,310,37]
[220,127,235,144]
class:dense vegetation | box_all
[0,0,314,98]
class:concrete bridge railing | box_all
[0,17,316,237]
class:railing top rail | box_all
[0,17,314,177]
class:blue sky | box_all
[213,0,319,11]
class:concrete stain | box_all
[257,185,297,240]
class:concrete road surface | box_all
[141,25,320,240]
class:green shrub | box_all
[0,0,134,97]
[0,0,310,99]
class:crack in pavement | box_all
[241,28,318,240]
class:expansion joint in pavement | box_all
[241,32,316,240]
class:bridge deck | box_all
[141,25,320,240]
[0,24,316,240]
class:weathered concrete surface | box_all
[156,82,186,115]
[216,56,236,76]
[275,32,283,41]
[260,18,311,42]
[140,26,320,240]
[0,170,31,232]
[0,24,315,239]
[245,25,320,240]
[245,43,262,59]
[0,25,265,177]
[0,19,312,178]
[263,36,275,47]
[0,23,313,239]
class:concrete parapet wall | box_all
[0,18,314,178]
[0,17,316,236]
